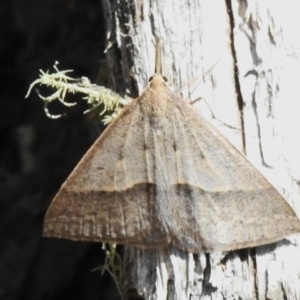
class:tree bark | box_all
[102,0,300,299]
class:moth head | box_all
[149,74,168,88]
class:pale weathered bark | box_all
[102,0,300,299]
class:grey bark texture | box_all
[102,0,300,299]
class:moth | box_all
[43,65,300,253]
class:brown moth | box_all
[43,67,300,253]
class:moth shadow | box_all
[220,238,294,264]
[255,238,295,255]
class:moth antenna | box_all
[155,37,162,75]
